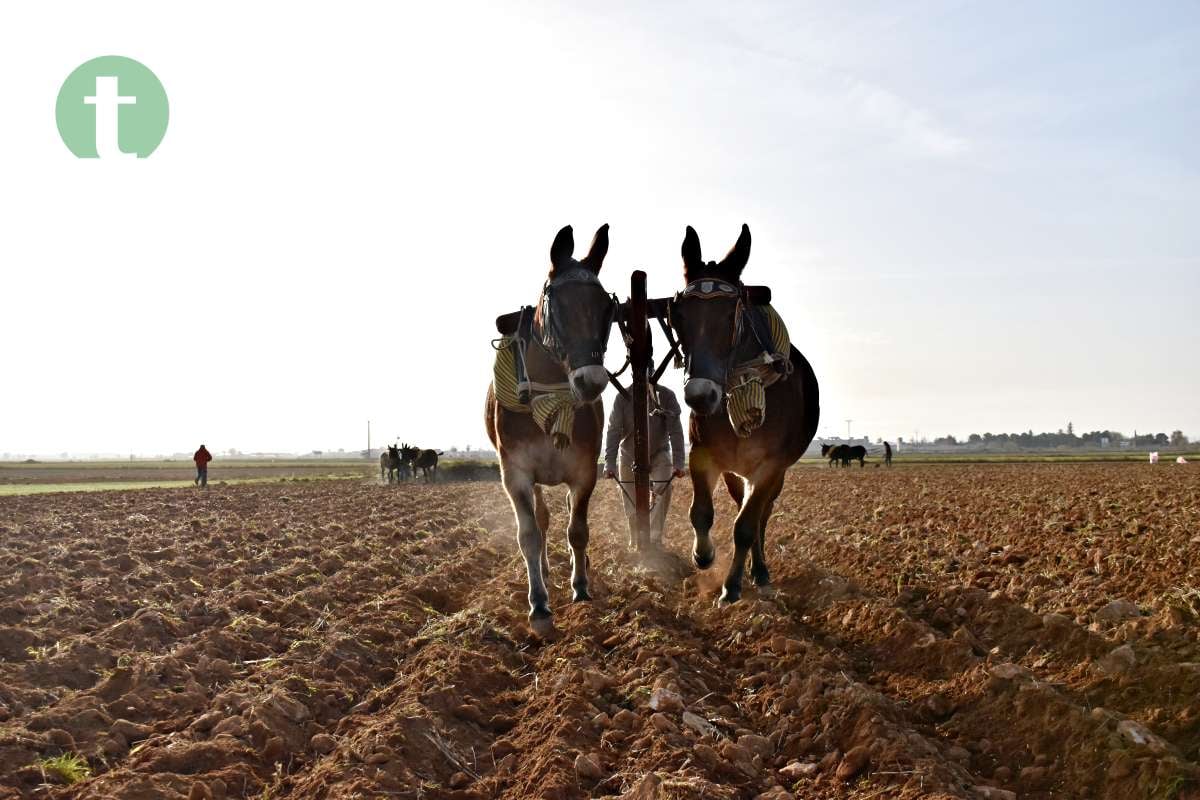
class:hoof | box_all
[752,570,772,588]
[572,587,592,602]
[717,587,741,606]
[693,548,716,570]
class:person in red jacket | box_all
[193,444,212,488]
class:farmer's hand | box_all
[604,469,616,480]
[673,468,688,478]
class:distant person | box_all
[884,441,893,467]
[604,380,686,545]
[193,444,212,488]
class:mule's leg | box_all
[722,472,745,509]
[749,476,785,588]
[689,450,721,570]
[566,479,594,602]
[504,472,553,633]
[534,486,551,587]
[721,470,785,605]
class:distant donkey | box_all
[380,445,404,483]
[485,224,615,637]
[821,443,866,468]
[409,447,442,482]
[840,444,867,467]
[669,224,820,605]
[821,443,844,467]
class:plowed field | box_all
[1,464,1198,799]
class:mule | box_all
[411,448,442,481]
[820,443,865,468]
[820,443,844,467]
[399,444,420,480]
[485,224,614,636]
[380,445,404,483]
[840,444,867,468]
[669,224,820,605]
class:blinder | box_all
[667,279,747,384]
[536,270,619,371]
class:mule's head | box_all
[537,224,615,402]
[388,444,400,458]
[821,444,831,457]
[669,224,751,416]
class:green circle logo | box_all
[56,56,168,158]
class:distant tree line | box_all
[931,424,1189,450]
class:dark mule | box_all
[485,224,613,637]
[840,444,866,467]
[411,448,442,481]
[670,224,820,605]
[820,443,844,467]
[399,444,419,480]
[380,444,403,483]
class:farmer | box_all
[193,444,212,488]
[884,441,893,467]
[604,377,686,545]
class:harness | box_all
[667,278,791,437]
[492,269,618,448]
[535,269,620,371]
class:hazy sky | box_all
[2,1,1198,455]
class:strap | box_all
[654,315,683,382]
[607,373,630,400]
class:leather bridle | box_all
[534,269,619,372]
[666,278,747,386]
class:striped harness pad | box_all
[727,304,791,438]
[492,336,577,449]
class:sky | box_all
[1,1,1198,456]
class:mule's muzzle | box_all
[684,378,723,416]
[569,365,608,403]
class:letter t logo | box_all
[84,76,137,159]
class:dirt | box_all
[1,463,1198,799]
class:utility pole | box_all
[367,420,371,458]
[845,419,853,440]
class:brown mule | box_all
[485,224,614,636]
[669,224,820,605]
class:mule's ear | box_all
[581,223,609,273]
[681,225,703,282]
[718,223,751,281]
[549,225,574,274]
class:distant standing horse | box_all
[670,224,820,605]
[485,224,615,636]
